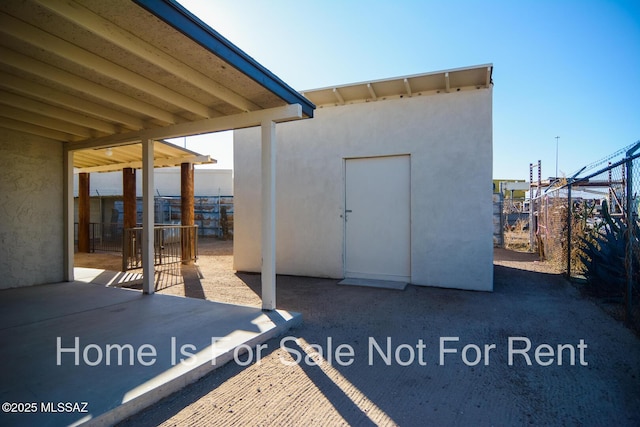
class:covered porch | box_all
[73,139,215,273]
[0,0,315,308]
[0,1,314,425]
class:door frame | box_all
[342,154,411,282]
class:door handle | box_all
[345,210,352,213]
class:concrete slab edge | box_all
[84,310,302,427]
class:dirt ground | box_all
[88,239,640,426]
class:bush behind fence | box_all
[530,148,640,328]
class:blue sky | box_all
[173,0,640,181]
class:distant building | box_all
[493,179,528,199]
[73,168,234,237]
[74,167,233,198]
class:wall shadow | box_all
[117,260,640,426]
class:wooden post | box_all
[122,167,137,272]
[181,162,195,264]
[78,172,90,253]
[123,168,137,230]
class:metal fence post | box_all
[566,182,572,278]
[625,142,640,323]
[626,155,634,322]
[122,228,128,272]
[529,163,534,251]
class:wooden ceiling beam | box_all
[0,90,117,134]
[0,72,144,130]
[34,0,260,113]
[0,47,178,125]
[0,11,213,119]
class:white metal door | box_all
[344,155,410,282]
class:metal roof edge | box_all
[133,0,315,118]
[301,63,494,93]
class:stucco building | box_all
[234,65,494,291]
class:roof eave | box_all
[303,63,494,94]
[133,0,315,118]
[301,64,493,107]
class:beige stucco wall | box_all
[234,88,493,291]
[0,131,64,289]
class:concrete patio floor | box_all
[0,270,300,427]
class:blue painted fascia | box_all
[133,0,315,118]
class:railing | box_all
[74,222,123,253]
[122,225,198,271]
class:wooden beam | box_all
[333,88,345,104]
[0,104,95,138]
[78,172,90,253]
[403,78,412,96]
[75,154,213,173]
[445,72,450,93]
[0,90,117,134]
[35,0,260,113]
[67,104,304,151]
[0,46,178,125]
[0,13,212,118]
[0,72,144,130]
[0,116,76,142]
[123,168,137,230]
[367,83,377,100]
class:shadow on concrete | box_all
[118,262,640,426]
[74,251,195,293]
[183,264,206,300]
[0,281,300,427]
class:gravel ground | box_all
[107,239,640,426]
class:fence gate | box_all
[122,225,197,271]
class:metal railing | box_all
[74,222,123,253]
[122,225,198,271]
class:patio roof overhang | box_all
[0,0,315,307]
[0,0,315,145]
[73,139,215,173]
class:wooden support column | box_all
[142,139,155,294]
[181,162,195,264]
[261,120,276,310]
[123,168,137,230]
[78,172,90,253]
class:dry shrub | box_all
[504,219,530,252]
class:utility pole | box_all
[555,136,560,178]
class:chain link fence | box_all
[529,143,640,329]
